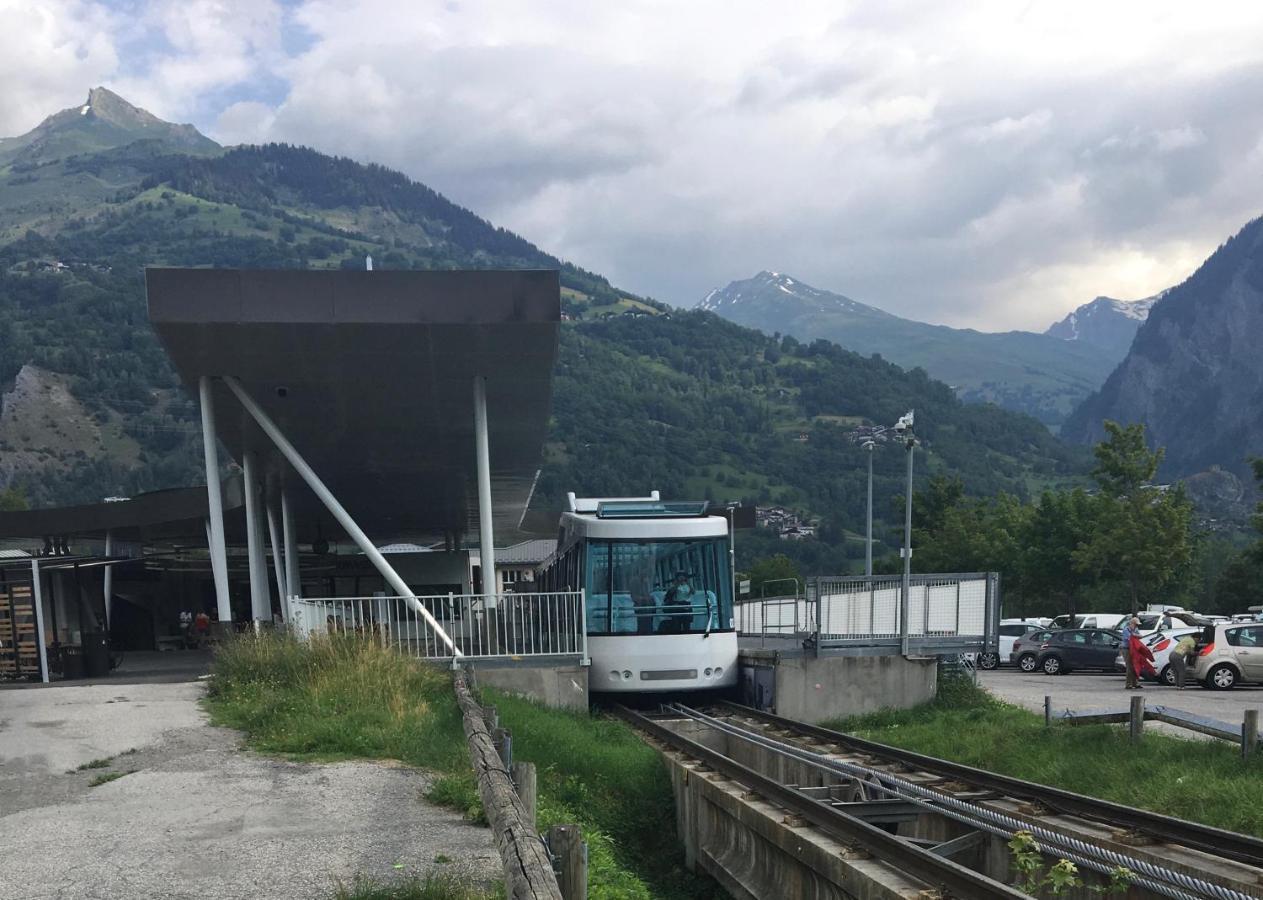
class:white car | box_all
[1191,623,1263,689]
[1113,627,1201,685]
[977,618,1050,670]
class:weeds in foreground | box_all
[76,757,112,770]
[332,872,502,900]
[824,674,1263,835]
[206,634,719,900]
[88,771,134,787]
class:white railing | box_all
[735,573,999,653]
[286,591,588,662]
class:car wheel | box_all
[978,651,1000,670]
[1018,653,1038,673]
[1042,655,1063,675]
[1159,665,1175,686]
[1208,663,1237,690]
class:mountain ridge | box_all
[1062,215,1263,487]
[1044,291,1162,356]
[697,271,1119,426]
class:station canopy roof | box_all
[146,268,560,544]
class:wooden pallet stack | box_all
[0,583,39,679]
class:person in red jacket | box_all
[1128,631,1156,685]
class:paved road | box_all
[979,668,1263,737]
[0,680,498,899]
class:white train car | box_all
[537,492,738,693]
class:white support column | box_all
[281,487,300,601]
[221,376,460,655]
[199,376,232,623]
[103,529,114,628]
[31,559,49,684]
[242,451,269,622]
[266,498,287,617]
[473,375,496,604]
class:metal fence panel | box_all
[735,573,997,653]
[287,591,587,663]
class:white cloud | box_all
[7,0,1263,331]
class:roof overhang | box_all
[146,268,560,544]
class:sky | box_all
[4,0,1263,331]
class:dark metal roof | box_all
[0,478,244,542]
[146,268,560,544]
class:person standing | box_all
[1170,633,1196,690]
[1121,616,1139,690]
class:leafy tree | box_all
[0,486,28,511]
[745,554,803,597]
[1213,458,1263,612]
[1073,422,1194,614]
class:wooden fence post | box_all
[492,726,512,768]
[1044,695,1051,727]
[1243,709,1259,761]
[1129,695,1144,743]
[483,704,498,731]
[547,824,587,900]
[513,760,538,828]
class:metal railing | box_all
[735,573,999,656]
[286,591,588,663]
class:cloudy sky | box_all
[5,0,1263,330]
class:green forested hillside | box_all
[0,94,1092,573]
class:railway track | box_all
[617,701,1263,900]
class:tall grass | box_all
[205,634,720,899]
[824,675,1263,836]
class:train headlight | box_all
[714,667,723,677]
[622,670,633,680]
[608,670,620,682]
[704,667,713,677]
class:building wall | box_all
[740,652,937,724]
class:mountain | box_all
[0,90,1090,570]
[1063,216,1263,486]
[1044,292,1162,356]
[698,271,1117,427]
[0,87,218,166]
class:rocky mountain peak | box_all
[0,87,218,165]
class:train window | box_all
[583,537,733,636]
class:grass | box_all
[205,634,720,900]
[823,676,1263,836]
[76,757,112,770]
[332,872,503,900]
[88,770,134,787]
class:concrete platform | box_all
[739,646,937,723]
[467,660,590,711]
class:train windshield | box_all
[585,538,734,636]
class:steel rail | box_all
[718,701,1263,867]
[679,705,1248,900]
[614,705,1030,900]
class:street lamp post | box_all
[897,411,916,656]
[863,440,875,578]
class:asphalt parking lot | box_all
[979,667,1263,737]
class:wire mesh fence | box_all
[286,591,588,662]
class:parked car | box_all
[1050,613,1127,631]
[978,618,1050,669]
[1011,628,1059,673]
[1112,627,1201,685]
[1036,628,1123,675]
[1191,623,1263,689]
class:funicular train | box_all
[537,492,739,693]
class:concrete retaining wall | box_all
[741,651,936,723]
[468,663,589,711]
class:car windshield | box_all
[584,538,734,635]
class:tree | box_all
[1073,422,1193,615]
[1213,458,1263,613]
[745,554,802,597]
[0,486,28,511]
